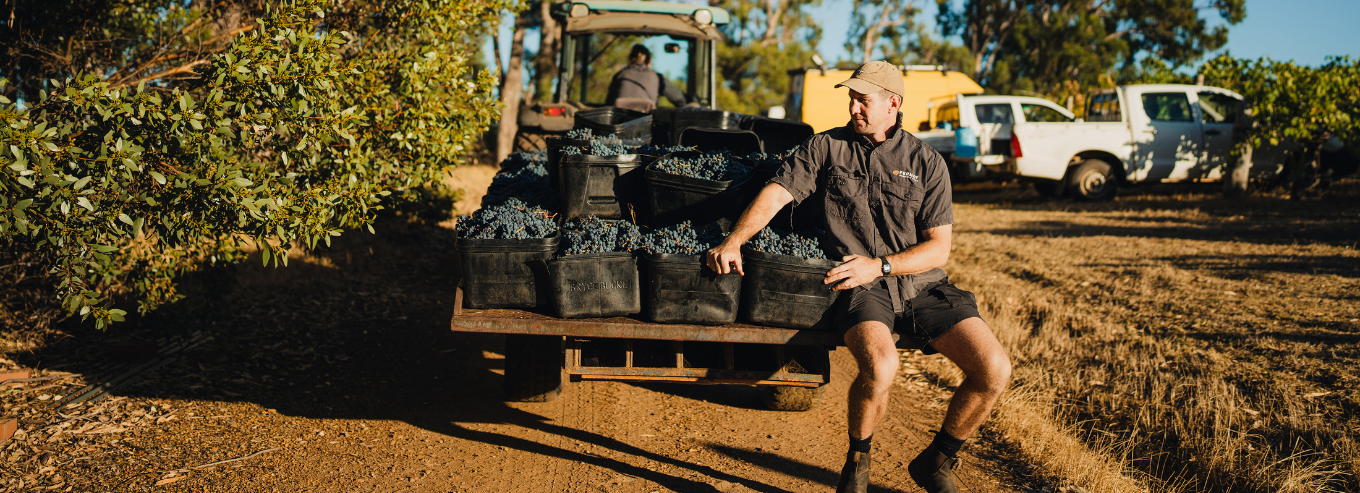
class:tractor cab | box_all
[518,1,728,136]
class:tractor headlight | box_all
[570,3,589,18]
[692,9,713,25]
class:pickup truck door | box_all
[1195,90,1241,179]
[1133,91,1203,180]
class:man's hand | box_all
[824,254,881,291]
[706,241,744,276]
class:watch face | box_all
[882,259,891,274]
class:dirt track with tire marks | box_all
[2,209,1046,492]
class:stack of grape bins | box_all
[458,107,833,332]
[454,152,560,309]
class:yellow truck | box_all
[784,65,984,134]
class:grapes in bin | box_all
[455,198,558,240]
[748,226,827,259]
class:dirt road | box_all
[1,209,1041,492]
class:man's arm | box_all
[660,74,688,106]
[705,183,794,275]
[823,224,952,291]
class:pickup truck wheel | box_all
[760,385,826,412]
[503,334,564,402]
[1067,159,1117,202]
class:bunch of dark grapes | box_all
[652,150,752,181]
[501,149,548,170]
[557,132,631,157]
[746,149,795,169]
[483,152,558,210]
[560,215,622,256]
[636,144,693,158]
[456,198,558,240]
[641,221,726,256]
[615,220,647,253]
[588,139,632,157]
[747,226,827,259]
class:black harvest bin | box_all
[642,252,742,325]
[574,106,653,141]
[644,151,750,227]
[558,153,644,220]
[543,252,641,319]
[456,235,559,308]
[738,247,841,329]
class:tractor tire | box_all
[760,385,826,412]
[514,130,550,153]
[1066,159,1118,202]
[502,334,564,402]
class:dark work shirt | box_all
[769,123,954,314]
[607,63,687,106]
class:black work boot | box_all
[835,450,871,493]
[908,446,959,493]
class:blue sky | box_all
[807,0,1360,67]
[490,0,1360,79]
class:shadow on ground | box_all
[11,218,851,493]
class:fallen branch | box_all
[162,447,281,477]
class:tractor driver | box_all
[606,44,687,112]
[704,61,1012,493]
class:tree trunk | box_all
[496,13,530,164]
[533,0,560,103]
[1223,141,1252,198]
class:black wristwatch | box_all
[880,257,892,276]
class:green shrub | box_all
[0,0,505,329]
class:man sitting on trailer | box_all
[606,44,687,112]
[705,61,1011,493]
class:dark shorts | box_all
[833,279,981,354]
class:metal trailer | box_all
[448,288,845,411]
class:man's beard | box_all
[852,118,873,134]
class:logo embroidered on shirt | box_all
[894,170,920,182]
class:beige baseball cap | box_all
[835,60,904,98]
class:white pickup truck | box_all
[913,94,1078,185]
[988,84,1246,200]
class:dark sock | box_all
[849,434,873,454]
[930,430,965,458]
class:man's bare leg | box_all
[836,320,898,493]
[844,320,900,439]
[908,317,1012,493]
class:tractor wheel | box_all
[503,334,564,402]
[514,130,550,153]
[760,385,826,412]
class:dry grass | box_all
[938,178,1360,492]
